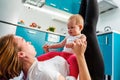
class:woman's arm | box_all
[76,53,91,80]
[72,39,91,80]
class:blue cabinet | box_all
[16,26,65,57]
[45,0,60,8]
[72,0,81,14]
[45,0,81,14]
[97,31,120,80]
[60,0,73,13]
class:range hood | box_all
[24,0,45,7]
[98,0,118,14]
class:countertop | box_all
[17,24,66,36]
[18,24,120,36]
[96,30,120,35]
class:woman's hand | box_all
[72,38,87,56]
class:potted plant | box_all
[47,26,56,32]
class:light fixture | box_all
[24,0,45,7]
[24,3,71,21]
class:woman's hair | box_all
[0,34,22,79]
[68,14,84,27]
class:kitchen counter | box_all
[97,30,120,35]
[18,24,66,36]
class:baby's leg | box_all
[37,51,61,61]
[67,55,79,79]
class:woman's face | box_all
[14,36,36,58]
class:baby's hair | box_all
[69,14,84,27]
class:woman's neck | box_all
[22,58,35,79]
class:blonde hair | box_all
[68,14,84,27]
[0,34,22,79]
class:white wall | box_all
[0,0,24,37]
[18,5,72,35]
[97,0,120,32]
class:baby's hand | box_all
[65,43,73,48]
[43,44,49,53]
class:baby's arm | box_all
[43,38,66,52]
[48,38,66,49]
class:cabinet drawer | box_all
[16,26,65,56]
[97,33,112,46]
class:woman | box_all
[79,0,105,80]
[0,34,90,80]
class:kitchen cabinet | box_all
[16,26,65,57]
[45,0,60,8]
[72,0,81,14]
[45,0,81,14]
[97,31,120,80]
[60,0,73,13]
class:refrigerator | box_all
[0,0,24,37]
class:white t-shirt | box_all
[63,34,82,53]
[26,56,69,80]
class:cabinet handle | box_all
[50,3,56,7]
[105,36,108,45]
[28,30,36,34]
[63,8,69,11]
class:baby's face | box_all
[67,20,81,36]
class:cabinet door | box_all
[45,0,81,14]
[97,33,112,75]
[57,35,65,51]
[45,0,60,8]
[114,33,120,80]
[16,26,46,56]
[45,33,65,52]
[60,0,73,13]
[72,0,81,14]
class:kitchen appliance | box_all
[0,0,24,37]
[24,0,45,7]
[98,0,118,14]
